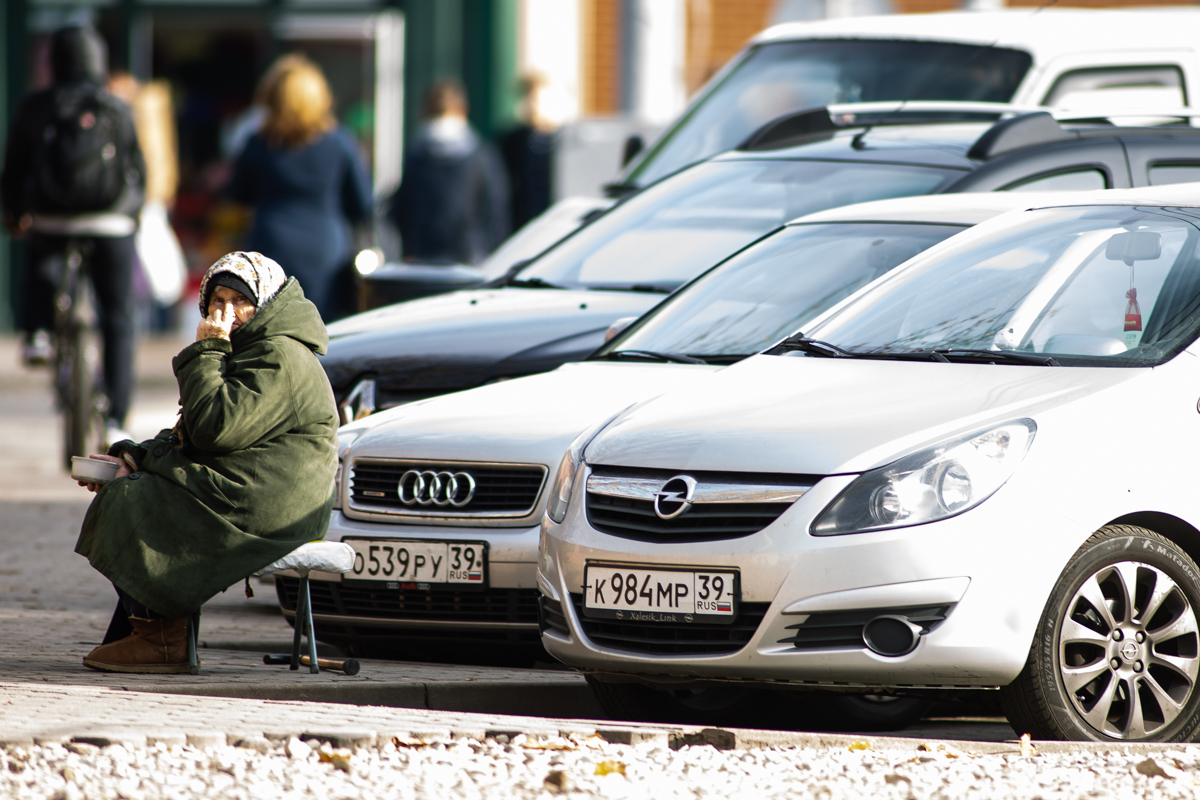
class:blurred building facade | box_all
[1,0,1196,328]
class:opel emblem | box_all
[397,469,476,507]
[1121,640,1140,661]
[653,475,697,520]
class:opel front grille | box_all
[570,593,768,655]
[585,466,813,542]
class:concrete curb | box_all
[126,679,606,718]
[5,724,1197,757]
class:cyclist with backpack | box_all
[1,24,146,444]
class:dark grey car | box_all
[327,109,1200,421]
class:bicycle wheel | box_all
[62,319,95,469]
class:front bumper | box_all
[282,510,542,643]
[539,467,1088,690]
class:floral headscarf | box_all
[198,251,287,314]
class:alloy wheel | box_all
[1058,560,1200,739]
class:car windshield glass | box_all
[596,221,967,360]
[519,160,959,292]
[805,205,1200,367]
[629,39,1032,188]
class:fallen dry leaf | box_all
[848,740,871,751]
[391,736,433,749]
[544,769,571,793]
[918,742,969,759]
[1135,758,1177,779]
[523,739,578,752]
[595,760,627,777]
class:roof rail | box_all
[738,107,838,151]
[1053,107,1200,124]
[738,101,1039,152]
[967,112,1073,160]
[827,100,1037,118]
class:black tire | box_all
[1000,525,1200,742]
[587,677,930,731]
[62,322,94,469]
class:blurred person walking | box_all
[1,24,146,444]
[500,74,559,232]
[386,81,509,265]
[228,55,373,322]
[108,72,187,322]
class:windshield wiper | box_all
[594,283,674,294]
[932,348,1060,367]
[773,334,864,359]
[506,276,565,289]
[603,349,707,365]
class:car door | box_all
[1122,137,1200,188]
[945,140,1132,193]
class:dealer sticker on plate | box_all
[583,564,738,624]
[346,539,485,585]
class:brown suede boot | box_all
[83,616,191,674]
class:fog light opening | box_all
[862,615,922,657]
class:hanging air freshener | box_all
[1125,286,1142,350]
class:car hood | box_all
[347,361,724,467]
[584,354,1143,476]
[322,288,663,395]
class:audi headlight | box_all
[811,419,1036,536]
[546,407,632,524]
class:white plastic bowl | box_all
[71,456,120,484]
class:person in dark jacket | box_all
[500,74,558,232]
[75,251,338,674]
[0,24,145,443]
[387,81,509,265]
[229,55,373,322]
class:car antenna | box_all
[850,0,1059,151]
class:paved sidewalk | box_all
[0,336,1037,754]
[0,336,601,723]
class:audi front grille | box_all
[348,459,547,518]
[584,466,814,543]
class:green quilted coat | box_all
[75,278,338,617]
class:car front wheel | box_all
[1001,525,1200,742]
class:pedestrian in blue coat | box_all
[229,55,373,321]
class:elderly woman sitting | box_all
[75,252,338,673]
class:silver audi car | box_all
[540,185,1200,741]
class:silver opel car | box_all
[303,193,1051,683]
[540,185,1200,741]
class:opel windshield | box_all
[802,205,1200,367]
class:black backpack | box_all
[31,85,131,214]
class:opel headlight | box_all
[811,419,1036,536]
[545,407,632,524]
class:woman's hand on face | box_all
[76,454,132,493]
[196,305,235,342]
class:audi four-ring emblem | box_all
[397,470,477,507]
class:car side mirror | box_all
[621,134,644,168]
[1106,231,1162,265]
[604,316,638,343]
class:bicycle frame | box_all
[52,239,107,470]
